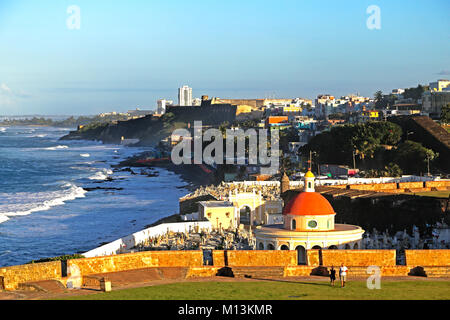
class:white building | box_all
[192,98,202,106]
[392,89,405,98]
[422,90,450,118]
[178,85,193,106]
[157,99,173,115]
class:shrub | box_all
[27,254,84,264]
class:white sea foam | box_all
[0,127,6,133]
[0,250,12,257]
[0,214,9,224]
[44,145,69,151]
[0,183,87,223]
[80,153,90,158]
[89,169,113,180]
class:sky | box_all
[0,0,449,115]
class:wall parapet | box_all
[307,249,397,267]
[68,250,204,276]
[83,221,212,258]
[1,249,450,291]
[405,250,450,267]
[0,261,62,291]
[212,250,297,267]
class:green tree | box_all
[403,84,428,101]
[384,163,403,177]
[394,141,437,175]
[279,127,299,152]
[300,121,402,167]
[440,103,450,124]
[374,90,383,101]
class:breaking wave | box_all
[0,183,87,224]
[89,169,113,180]
[44,145,69,151]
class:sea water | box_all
[0,126,189,267]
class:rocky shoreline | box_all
[116,151,218,192]
[79,150,217,232]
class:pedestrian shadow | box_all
[249,277,332,287]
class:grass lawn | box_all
[413,191,450,198]
[61,280,450,300]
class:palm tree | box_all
[374,90,383,102]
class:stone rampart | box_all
[405,250,450,267]
[349,183,398,191]
[68,251,203,276]
[307,250,397,267]
[398,182,426,189]
[212,250,297,267]
[0,261,62,291]
[425,181,450,189]
[1,249,450,290]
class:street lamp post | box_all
[311,151,320,178]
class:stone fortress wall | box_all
[1,249,449,291]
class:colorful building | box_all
[199,201,236,230]
[254,172,364,264]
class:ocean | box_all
[0,126,189,267]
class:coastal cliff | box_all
[60,103,237,146]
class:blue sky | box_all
[0,0,449,115]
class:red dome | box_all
[283,192,335,216]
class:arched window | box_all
[308,182,312,189]
[292,219,297,230]
[258,242,264,250]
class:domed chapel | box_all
[254,171,364,264]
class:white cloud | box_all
[0,84,29,116]
[0,83,14,108]
[0,83,31,109]
[0,83,12,94]
[436,70,450,76]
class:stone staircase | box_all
[77,267,189,291]
[230,266,285,279]
[409,266,450,278]
[316,266,385,278]
[19,280,67,293]
[156,267,189,280]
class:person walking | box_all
[329,266,336,287]
[339,263,348,288]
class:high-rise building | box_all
[178,85,193,106]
